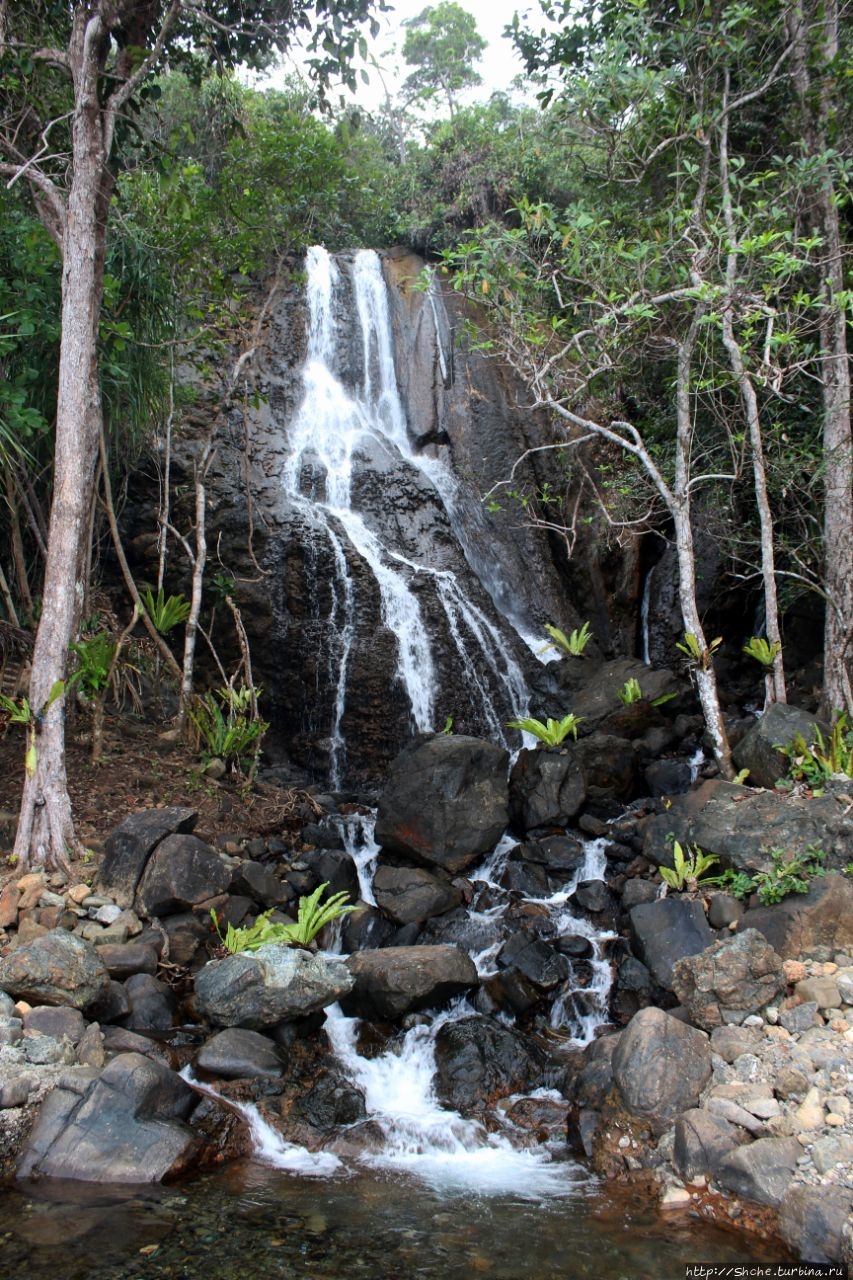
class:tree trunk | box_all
[12,22,112,874]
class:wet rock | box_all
[522,834,586,872]
[0,931,110,1012]
[341,945,478,1020]
[574,880,613,914]
[715,1136,801,1207]
[670,929,786,1031]
[641,781,853,876]
[500,857,550,897]
[195,946,354,1029]
[196,1027,283,1080]
[629,898,713,990]
[643,759,693,797]
[778,1185,853,1264]
[573,734,638,801]
[372,863,462,925]
[732,704,826,791]
[433,1015,536,1111]
[375,735,509,873]
[297,1070,366,1130]
[673,1108,742,1181]
[569,1033,621,1110]
[481,967,542,1016]
[555,935,594,959]
[611,1007,711,1134]
[96,807,198,908]
[508,747,586,832]
[340,905,395,953]
[135,833,232,918]
[497,934,569,990]
[310,848,361,903]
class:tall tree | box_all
[401,1,486,116]
[0,0,382,876]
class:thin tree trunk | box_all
[673,324,734,779]
[176,437,215,734]
[13,29,111,872]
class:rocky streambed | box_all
[1,701,852,1267]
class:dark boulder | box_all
[196,1027,283,1080]
[195,946,354,1029]
[433,1015,537,1111]
[508,747,585,832]
[673,1108,742,1181]
[741,874,853,955]
[778,1185,853,1264]
[574,733,638,801]
[95,807,198,909]
[123,973,176,1032]
[341,945,478,1020]
[629,898,713,990]
[733,704,827,791]
[372,863,462,925]
[135,833,232,918]
[17,1052,199,1183]
[715,1136,801,1207]
[375,735,509,873]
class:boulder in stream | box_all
[194,945,354,1029]
[341,945,478,1020]
[375,736,509,873]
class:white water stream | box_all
[283,247,530,785]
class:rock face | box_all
[741,874,853,954]
[611,1007,712,1133]
[375,736,509,873]
[341,945,478,1020]
[372,863,462,924]
[670,929,787,1031]
[0,931,110,1011]
[642,780,853,873]
[17,1052,198,1182]
[194,946,354,1029]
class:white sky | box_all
[276,0,547,113]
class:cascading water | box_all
[282,246,530,785]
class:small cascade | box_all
[179,1069,342,1177]
[281,246,531,784]
[639,564,654,665]
[324,1003,581,1197]
[329,810,380,906]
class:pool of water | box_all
[2,1163,788,1280]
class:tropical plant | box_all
[542,621,592,658]
[0,680,65,778]
[211,883,355,953]
[140,587,191,635]
[506,712,581,746]
[659,840,719,893]
[188,684,269,772]
[675,633,723,671]
[705,844,826,905]
[743,637,782,670]
[778,714,853,788]
[70,632,117,696]
[617,677,643,706]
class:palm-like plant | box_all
[507,712,582,746]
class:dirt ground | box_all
[0,709,315,884]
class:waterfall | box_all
[281,247,530,785]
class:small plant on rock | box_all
[507,712,582,746]
[659,840,719,893]
[542,621,592,658]
[211,883,355,953]
[617,677,643,706]
[778,713,853,789]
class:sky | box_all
[274,0,548,113]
